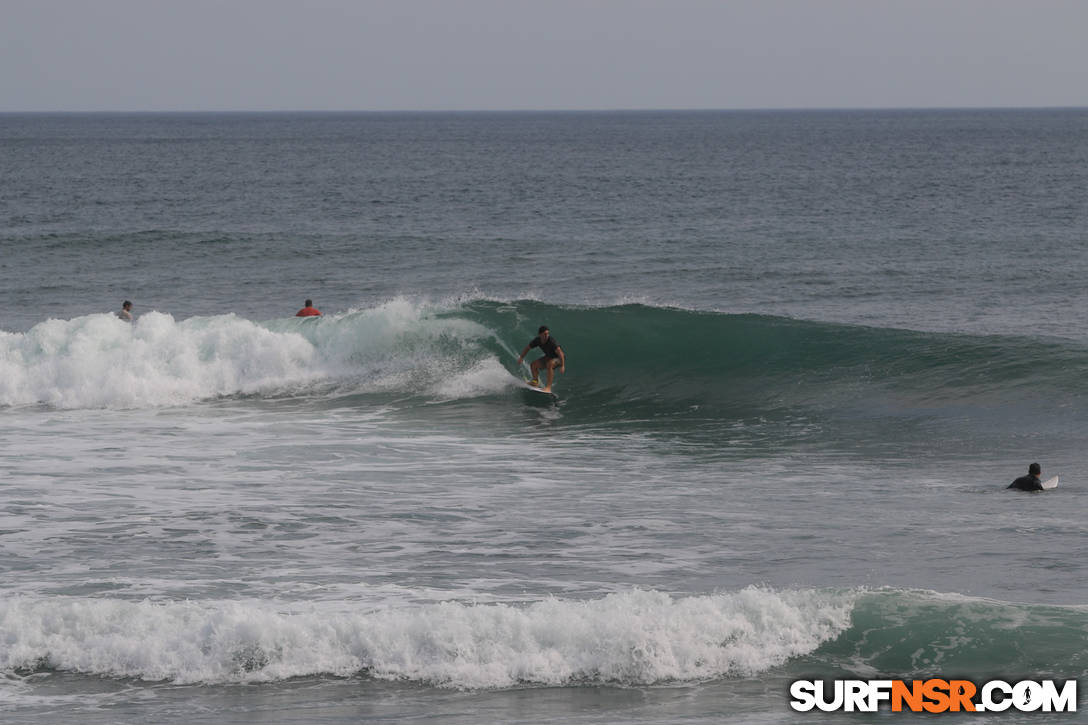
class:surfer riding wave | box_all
[518,325,565,393]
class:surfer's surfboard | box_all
[1042,475,1059,490]
[521,377,558,397]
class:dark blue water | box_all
[2,110,1088,723]
[4,110,1087,333]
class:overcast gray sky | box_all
[3,0,1086,111]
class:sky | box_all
[2,0,1087,112]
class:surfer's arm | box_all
[557,346,565,372]
[516,344,531,364]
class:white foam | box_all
[428,358,520,400]
[0,588,855,688]
[0,299,506,409]
[0,312,320,408]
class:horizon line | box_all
[2,104,1087,115]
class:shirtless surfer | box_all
[517,325,565,392]
[117,300,134,322]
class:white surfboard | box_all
[1042,475,1059,490]
[521,377,557,396]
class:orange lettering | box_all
[922,679,951,713]
[948,680,976,712]
[892,680,924,712]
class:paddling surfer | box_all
[295,299,321,317]
[117,300,134,322]
[517,325,565,392]
[1008,462,1045,491]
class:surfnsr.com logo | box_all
[789,679,1077,713]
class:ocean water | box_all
[2,109,1088,723]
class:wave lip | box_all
[0,588,854,688]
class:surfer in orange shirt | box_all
[295,299,321,317]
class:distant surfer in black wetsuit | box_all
[1008,462,1044,491]
[517,325,565,392]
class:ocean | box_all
[2,109,1088,723]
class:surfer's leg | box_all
[544,358,558,388]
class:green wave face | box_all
[455,300,1086,421]
[10,299,1086,453]
[794,589,1088,682]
